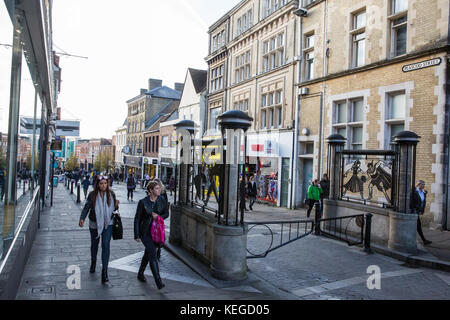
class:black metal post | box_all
[76,182,81,203]
[51,152,54,206]
[314,202,321,235]
[71,180,74,194]
[364,213,373,253]
[23,177,26,195]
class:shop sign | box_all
[402,58,441,73]
[124,156,142,167]
[152,159,158,165]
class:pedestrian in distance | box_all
[239,174,249,214]
[319,173,330,212]
[108,173,113,187]
[81,175,91,200]
[410,180,432,245]
[168,175,175,196]
[79,175,120,284]
[127,173,136,201]
[134,181,169,289]
[306,179,323,218]
[247,174,257,210]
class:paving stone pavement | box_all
[15,181,450,300]
[15,183,273,300]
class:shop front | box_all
[124,155,142,180]
[143,157,158,179]
[160,157,174,185]
[246,131,293,208]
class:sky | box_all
[50,0,241,139]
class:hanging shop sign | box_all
[402,57,441,73]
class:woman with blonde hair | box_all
[153,178,169,260]
[134,181,169,288]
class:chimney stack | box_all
[174,82,184,92]
[148,78,163,91]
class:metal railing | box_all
[246,219,314,259]
[314,204,372,253]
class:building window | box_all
[303,33,314,80]
[162,135,169,147]
[263,0,287,19]
[210,65,224,92]
[234,98,249,112]
[156,137,159,153]
[235,51,251,83]
[209,107,221,130]
[385,92,405,148]
[389,0,407,57]
[262,32,285,73]
[332,98,365,150]
[260,89,282,129]
[351,10,366,68]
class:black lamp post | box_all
[174,120,197,205]
[217,110,253,225]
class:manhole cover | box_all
[31,286,53,294]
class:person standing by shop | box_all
[79,175,119,283]
[168,175,175,196]
[410,180,432,245]
[306,179,323,218]
[319,173,330,212]
[134,181,169,289]
[127,173,136,201]
[247,175,257,211]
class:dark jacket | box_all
[410,189,427,215]
[247,181,257,197]
[134,196,169,240]
[80,190,117,223]
[319,178,330,199]
[239,179,247,210]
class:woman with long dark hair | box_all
[79,175,119,284]
[134,181,169,289]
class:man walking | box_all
[247,175,257,210]
[410,180,432,245]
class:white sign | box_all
[402,58,441,73]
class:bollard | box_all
[76,183,81,203]
[314,201,321,235]
[23,179,26,195]
[67,178,70,189]
[364,213,373,253]
[71,180,74,194]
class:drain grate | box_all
[31,286,53,294]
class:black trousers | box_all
[127,189,134,199]
[140,234,158,269]
[417,216,427,242]
[307,200,319,218]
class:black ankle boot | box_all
[137,258,147,282]
[90,259,96,273]
[101,268,109,284]
[149,261,165,289]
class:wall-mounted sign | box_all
[51,139,62,150]
[152,159,158,165]
[402,57,441,73]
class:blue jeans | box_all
[89,225,113,270]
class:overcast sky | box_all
[0,0,241,139]
[51,0,241,139]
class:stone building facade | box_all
[295,0,450,229]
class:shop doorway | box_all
[280,158,290,207]
[301,159,313,205]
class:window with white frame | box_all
[236,10,253,37]
[385,91,405,148]
[209,107,221,130]
[389,0,407,57]
[234,98,249,112]
[262,32,285,73]
[332,98,364,150]
[162,135,169,148]
[235,51,251,83]
[351,10,366,68]
[261,89,283,129]
[304,33,315,80]
[210,64,224,92]
[262,0,287,19]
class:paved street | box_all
[15,181,450,300]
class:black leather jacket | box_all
[134,196,169,240]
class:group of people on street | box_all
[78,174,170,289]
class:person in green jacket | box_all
[307,179,323,218]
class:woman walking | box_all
[79,175,119,283]
[306,179,323,218]
[134,181,169,289]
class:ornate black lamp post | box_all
[217,110,253,226]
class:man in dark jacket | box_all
[410,180,432,245]
[239,174,249,214]
[247,175,257,210]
